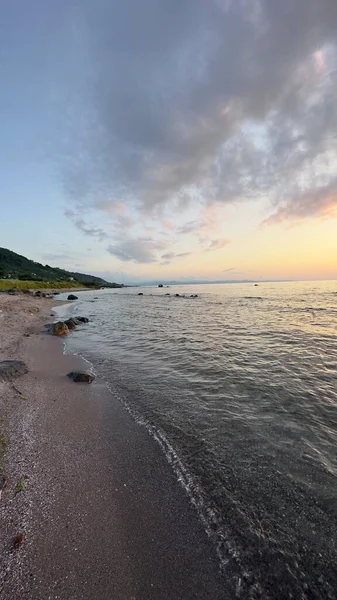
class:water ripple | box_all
[57,281,337,598]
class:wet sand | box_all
[0,295,226,599]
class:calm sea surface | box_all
[56,281,337,599]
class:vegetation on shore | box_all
[0,279,86,291]
[0,247,123,289]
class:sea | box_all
[55,281,337,599]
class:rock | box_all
[53,292,60,296]
[51,322,69,336]
[94,297,98,299]
[138,293,144,296]
[67,294,78,300]
[190,294,198,298]
[158,284,163,288]
[67,371,95,383]
[34,291,41,297]
[175,293,180,297]
[75,316,89,323]
[165,293,170,296]
[0,360,28,382]
[64,318,79,330]
[13,533,24,550]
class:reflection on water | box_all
[56,281,337,598]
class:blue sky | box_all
[1,1,337,283]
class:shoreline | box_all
[0,295,225,599]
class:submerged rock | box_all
[67,371,95,383]
[67,294,78,300]
[51,322,69,336]
[0,360,28,381]
[64,318,79,330]
[75,316,89,323]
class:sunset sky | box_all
[1,1,337,283]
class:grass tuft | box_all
[15,476,25,494]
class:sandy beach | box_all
[0,294,225,600]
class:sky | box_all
[1,0,337,283]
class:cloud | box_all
[107,238,166,263]
[65,209,107,241]
[162,219,175,230]
[161,252,175,261]
[208,239,230,250]
[262,177,337,225]
[177,221,201,235]
[8,0,336,260]
[49,0,337,228]
[160,250,192,264]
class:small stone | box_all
[51,322,69,336]
[0,360,28,382]
[67,371,95,383]
[13,533,24,550]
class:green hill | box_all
[0,247,121,288]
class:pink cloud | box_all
[162,219,175,230]
[95,199,126,215]
[262,178,337,226]
[208,238,230,250]
[313,50,325,74]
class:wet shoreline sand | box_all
[0,294,225,599]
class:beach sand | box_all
[0,294,226,600]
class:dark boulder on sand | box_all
[138,293,144,296]
[67,294,78,300]
[0,360,28,382]
[67,371,95,383]
[51,322,69,336]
